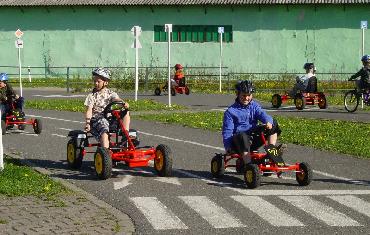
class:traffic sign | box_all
[361,21,367,29]
[15,29,23,38]
[218,27,224,34]
[165,24,172,33]
[131,26,142,36]
[15,39,23,48]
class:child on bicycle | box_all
[289,63,317,96]
[84,67,130,149]
[0,73,24,119]
[222,80,285,168]
[348,55,370,92]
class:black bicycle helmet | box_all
[235,80,255,94]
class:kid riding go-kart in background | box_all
[155,64,190,96]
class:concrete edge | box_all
[5,152,136,235]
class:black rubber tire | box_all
[271,94,282,108]
[296,162,313,186]
[171,88,176,96]
[33,119,42,134]
[154,87,161,96]
[294,94,306,110]
[154,144,173,177]
[244,164,260,189]
[1,120,6,135]
[318,94,328,109]
[66,139,83,169]
[94,147,112,180]
[211,154,225,178]
[344,90,359,113]
[185,86,190,95]
[235,158,245,174]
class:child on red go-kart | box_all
[173,64,185,87]
[348,54,370,92]
[289,63,317,96]
[222,80,286,174]
[0,73,24,119]
[84,67,130,149]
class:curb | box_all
[5,152,136,235]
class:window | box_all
[154,25,233,43]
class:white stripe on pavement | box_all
[51,133,66,138]
[231,196,304,227]
[280,196,361,226]
[179,196,245,228]
[229,189,370,196]
[328,195,370,218]
[130,197,188,230]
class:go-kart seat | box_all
[305,76,317,93]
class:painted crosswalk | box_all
[131,194,370,230]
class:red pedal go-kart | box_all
[154,81,190,96]
[1,101,42,135]
[66,101,173,180]
[271,92,327,110]
[211,125,313,189]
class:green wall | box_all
[0,5,369,74]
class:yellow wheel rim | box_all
[318,98,325,106]
[297,171,305,181]
[95,153,103,174]
[246,170,253,183]
[296,99,303,107]
[272,97,278,105]
[67,143,75,164]
[211,161,218,173]
[155,150,164,170]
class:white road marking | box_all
[179,196,245,228]
[113,175,133,190]
[230,189,370,196]
[154,177,182,185]
[313,169,370,186]
[280,196,361,226]
[59,127,73,131]
[231,195,304,227]
[33,94,86,98]
[130,197,188,230]
[51,133,66,138]
[27,114,367,186]
[328,195,370,218]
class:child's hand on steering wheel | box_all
[266,122,273,130]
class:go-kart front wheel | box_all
[185,86,190,95]
[94,147,112,180]
[294,94,306,110]
[271,94,282,108]
[211,154,225,178]
[154,144,173,177]
[66,139,83,169]
[296,162,313,186]
[154,87,161,96]
[33,119,42,134]
[317,95,327,109]
[244,164,260,189]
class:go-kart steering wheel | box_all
[103,101,127,119]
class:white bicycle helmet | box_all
[92,67,111,81]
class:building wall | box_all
[0,5,369,74]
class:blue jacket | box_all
[222,99,273,150]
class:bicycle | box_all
[344,88,370,113]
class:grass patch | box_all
[136,111,370,159]
[0,156,68,198]
[25,99,185,112]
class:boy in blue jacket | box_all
[222,80,284,167]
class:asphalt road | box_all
[3,88,370,234]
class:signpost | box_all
[0,110,3,171]
[15,29,24,97]
[165,24,172,107]
[218,27,224,92]
[131,26,142,101]
[361,21,367,56]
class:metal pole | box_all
[135,46,139,101]
[66,67,70,93]
[219,32,223,93]
[0,109,3,171]
[168,31,171,107]
[18,47,22,97]
[362,28,365,56]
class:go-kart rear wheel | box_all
[154,87,161,96]
[171,88,176,96]
[244,164,260,189]
[1,120,6,135]
[296,162,313,186]
[33,119,42,134]
[294,94,306,110]
[66,139,83,169]
[18,124,25,130]
[94,147,112,180]
[154,144,173,177]
[318,95,327,109]
[235,158,245,174]
[185,86,190,95]
[271,94,282,108]
[211,154,225,178]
